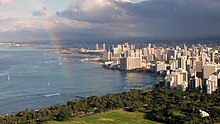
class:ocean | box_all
[0,46,157,114]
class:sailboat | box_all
[59,61,62,66]
[7,74,10,80]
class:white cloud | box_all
[1,0,220,41]
[0,0,12,5]
[33,7,47,17]
[0,16,92,33]
[56,0,133,23]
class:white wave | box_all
[44,93,60,97]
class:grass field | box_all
[45,109,159,124]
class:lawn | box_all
[45,109,159,124]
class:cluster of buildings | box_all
[101,42,220,94]
[80,42,106,53]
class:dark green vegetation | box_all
[0,85,220,124]
[45,109,158,124]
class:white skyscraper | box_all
[103,43,106,52]
[96,42,99,50]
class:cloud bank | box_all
[56,0,220,38]
[56,0,135,23]
[1,0,220,42]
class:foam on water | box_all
[44,93,61,97]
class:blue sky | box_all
[0,0,220,42]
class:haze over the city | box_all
[0,0,220,42]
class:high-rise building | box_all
[103,43,106,52]
[186,59,191,73]
[103,51,112,62]
[210,51,215,64]
[156,62,167,73]
[167,68,188,91]
[155,48,163,60]
[167,49,177,60]
[96,42,99,50]
[162,54,168,61]
[120,57,142,71]
[189,77,202,90]
[170,60,178,70]
[147,54,155,61]
[196,61,203,72]
[178,56,187,71]
[201,53,207,64]
[183,44,188,56]
[143,48,149,57]
[206,74,218,94]
[203,64,217,80]
[135,49,142,57]
[118,44,123,53]
[130,44,135,50]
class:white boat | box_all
[59,61,62,66]
[7,74,10,80]
[48,82,50,86]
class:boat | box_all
[48,82,50,86]
[7,74,10,80]
[59,61,62,66]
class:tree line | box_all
[0,84,220,124]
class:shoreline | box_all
[1,77,219,123]
[102,65,164,80]
[0,60,159,116]
[66,54,163,89]
[59,52,162,90]
[0,49,159,115]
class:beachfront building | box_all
[155,61,167,73]
[166,68,188,91]
[103,43,106,52]
[103,51,112,62]
[96,42,99,50]
[120,57,142,71]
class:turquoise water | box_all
[0,47,157,114]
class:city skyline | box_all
[1,1,220,122]
[0,0,220,42]
[101,42,220,94]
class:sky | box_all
[0,0,220,42]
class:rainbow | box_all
[30,1,73,82]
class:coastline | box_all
[0,48,158,116]
[2,83,219,124]
[60,54,103,65]
[0,48,158,115]
[58,51,162,90]
[102,65,164,81]
[60,53,162,90]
